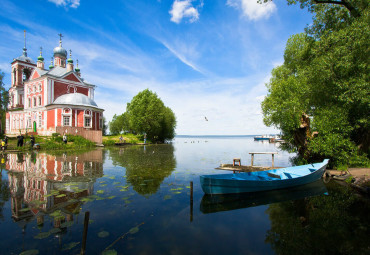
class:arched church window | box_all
[22,68,31,82]
[38,96,42,106]
[13,68,16,85]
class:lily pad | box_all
[164,195,172,200]
[106,196,116,199]
[102,249,117,255]
[50,210,63,218]
[62,242,80,251]
[96,190,105,194]
[49,228,62,234]
[100,184,107,187]
[34,232,50,239]
[98,231,110,238]
[129,226,139,234]
[56,194,66,198]
[19,207,31,212]
[20,249,39,255]
[80,197,94,202]
[60,221,74,228]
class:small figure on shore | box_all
[4,136,8,146]
[1,139,6,151]
[144,133,147,144]
[30,135,35,148]
[119,135,124,143]
[63,134,68,144]
[17,134,24,147]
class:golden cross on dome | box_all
[58,33,63,46]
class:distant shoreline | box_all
[175,134,278,138]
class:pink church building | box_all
[6,33,104,143]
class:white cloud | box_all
[48,0,80,8]
[227,0,276,20]
[169,0,202,24]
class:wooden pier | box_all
[217,152,279,173]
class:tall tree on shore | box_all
[126,89,176,142]
[0,71,9,134]
[261,0,369,167]
[109,89,176,142]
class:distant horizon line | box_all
[175,134,279,137]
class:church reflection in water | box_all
[3,150,103,229]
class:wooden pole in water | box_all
[190,181,193,222]
[81,211,90,255]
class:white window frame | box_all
[38,114,42,128]
[99,113,103,129]
[84,110,92,128]
[62,108,72,127]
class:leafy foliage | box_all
[261,1,369,167]
[0,71,9,134]
[109,89,176,143]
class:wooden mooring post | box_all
[80,211,90,255]
[190,181,193,222]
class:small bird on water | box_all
[205,117,208,121]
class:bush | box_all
[103,139,116,146]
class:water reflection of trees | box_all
[109,145,176,196]
[0,164,11,222]
[265,182,370,255]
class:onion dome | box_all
[37,47,44,62]
[53,45,67,58]
[53,34,67,58]
[67,49,73,63]
[75,59,80,72]
[49,58,54,69]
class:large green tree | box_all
[261,1,369,167]
[126,89,176,142]
[0,71,9,134]
[110,89,176,142]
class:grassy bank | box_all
[2,134,96,152]
[1,133,147,152]
[102,134,144,146]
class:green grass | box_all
[102,134,143,146]
[2,134,95,152]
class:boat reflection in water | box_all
[200,179,328,214]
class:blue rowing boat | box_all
[200,159,329,194]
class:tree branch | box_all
[313,0,360,17]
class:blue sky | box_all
[0,0,313,135]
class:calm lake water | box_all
[0,136,369,255]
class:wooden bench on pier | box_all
[249,152,278,167]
